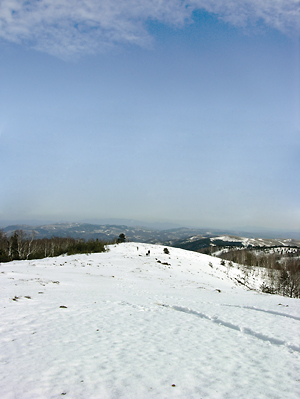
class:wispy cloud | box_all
[0,0,299,57]
[0,0,191,57]
[190,0,300,33]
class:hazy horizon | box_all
[0,217,299,239]
[1,1,299,232]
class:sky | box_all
[0,0,299,232]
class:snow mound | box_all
[0,242,299,399]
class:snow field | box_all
[0,242,299,398]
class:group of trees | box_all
[219,247,300,298]
[218,246,299,268]
[260,258,300,298]
[0,229,109,262]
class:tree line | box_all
[219,247,300,298]
[0,229,111,262]
[218,246,299,268]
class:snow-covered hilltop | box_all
[1,243,299,398]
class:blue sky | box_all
[0,0,299,232]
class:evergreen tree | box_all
[117,233,126,243]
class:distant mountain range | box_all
[2,222,213,243]
[167,234,300,253]
[2,222,300,250]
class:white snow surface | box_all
[0,242,299,399]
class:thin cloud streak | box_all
[0,0,299,57]
[191,0,300,33]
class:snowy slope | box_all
[0,243,299,399]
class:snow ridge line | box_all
[158,304,300,353]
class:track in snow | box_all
[158,303,300,353]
